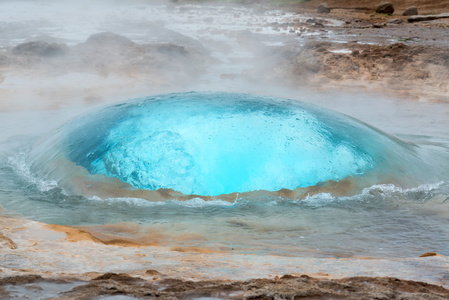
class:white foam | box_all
[173,197,234,207]
[83,180,449,208]
[7,152,59,192]
[361,181,446,197]
[330,49,352,54]
[299,181,448,206]
[88,196,234,208]
[89,196,166,207]
[302,192,334,205]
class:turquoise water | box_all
[27,92,438,197]
[1,92,449,258]
[74,92,374,195]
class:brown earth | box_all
[269,40,449,102]
[301,0,449,14]
[1,273,448,300]
[246,0,449,102]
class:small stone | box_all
[408,13,449,23]
[419,252,440,257]
[403,6,418,16]
[386,18,404,24]
[376,2,394,15]
[373,23,386,28]
[317,3,331,14]
[145,270,161,276]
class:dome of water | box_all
[29,92,420,197]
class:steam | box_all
[0,0,333,110]
[0,0,449,142]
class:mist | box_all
[1,0,449,142]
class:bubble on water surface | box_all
[28,92,424,198]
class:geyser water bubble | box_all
[29,92,427,198]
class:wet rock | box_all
[419,252,441,257]
[317,3,331,14]
[403,6,418,16]
[145,270,162,276]
[386,18,404,24]
[0,275,44,285]
[93,273,142,283]
[273,40,449,101]
[12,41,68,57]
[17,273,449,299]
[376,2,394,15]
[78,32,137,50]
[408,13,449,23]
[0,30,210,89]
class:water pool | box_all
[1,92,449,259]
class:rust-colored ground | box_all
[1,273,448,299]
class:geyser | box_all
[29,92,418,197]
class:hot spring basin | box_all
[29,92,420,198]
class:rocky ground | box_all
[2,1,449,107]
[164,0,449,102]
[0,29,210,110]
[5,32,208,84]
[269,38,449,102]
[1,214,449,299]
[1,273,449,299]
[249,0,449,102]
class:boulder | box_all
[402,7,418,16]
[376,2,394,15]
[317,3,331,14]
[12,41,68,57]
